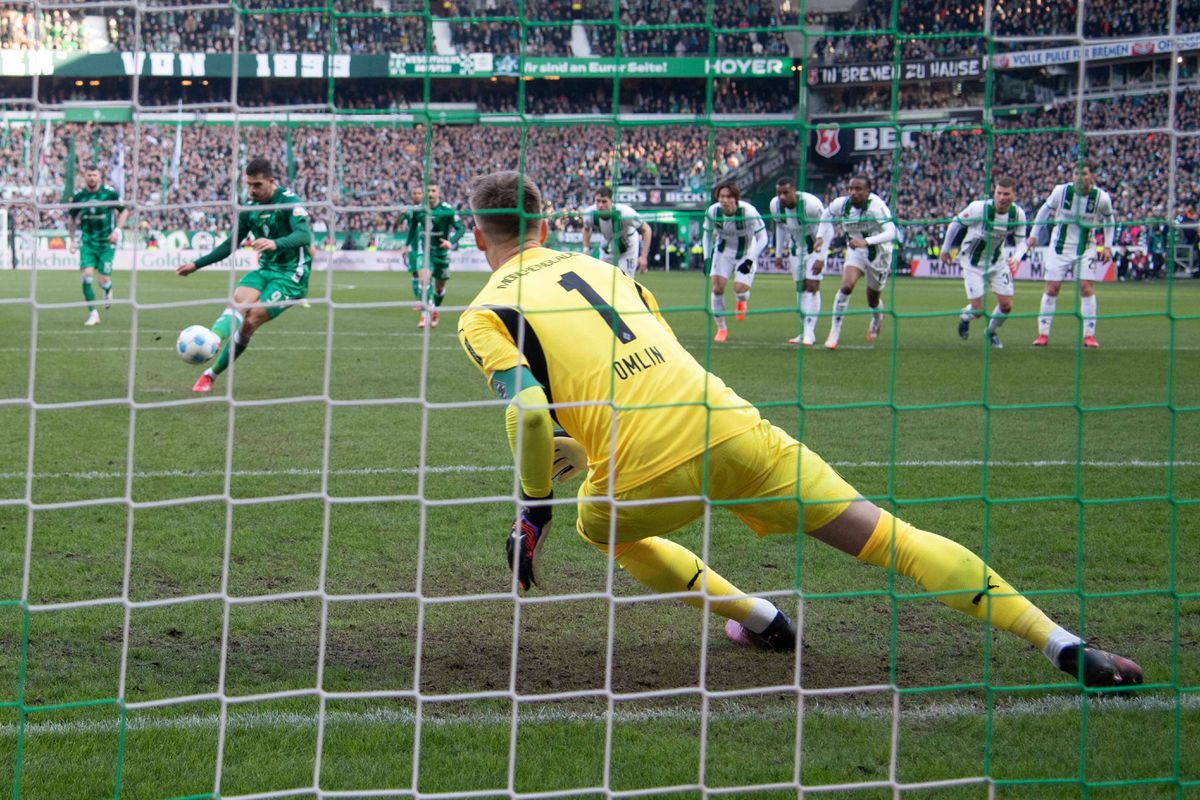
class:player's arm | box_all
[806,195,827,253]
[742,209,769,271]
[941,202,972,263]
[459,309,554,590]
[1010,206,1030,267]
[702,206,715,263]
[815,201,836,264]
[1098,194,1116,261]
[447,209,465,247]
[256,203,312,252]
[1029,185,1061,247]
[112,198,129,245]
[865,201,898,245]
[637,220,651,271]
[179,211,242,275]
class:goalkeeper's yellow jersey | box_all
[458,246,762,494]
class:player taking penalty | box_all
[458,170,1142,689]
[176,158,313,393]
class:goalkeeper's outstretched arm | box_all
[492,366,554,500]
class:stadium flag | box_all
[169,100,183,191]
[285,125,296,184]
[61,134,76,203]
[110,130,126,198]
[34,119,51,191]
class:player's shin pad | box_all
[856,510,1055,649]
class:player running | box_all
[941,176,1028,349]
[1027,162,1115,348]
[769,178,827,347]
[815,175,897,350]
[405,184,465,329]
[702,183,768,343]
[458,170,1142,690]
[580,186,651,279]
[68,164,127,326]
[175,158,312,393]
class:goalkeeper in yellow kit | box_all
[457,171,1142,689]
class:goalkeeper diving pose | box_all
[457,170,1142,689]
[702,182,767,343]
[176,158,312,393]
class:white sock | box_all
[961,303,981,323]
[735,291,750,305]
[1081,294,1097,336]
[870,302,883,325]
[988,305,1008,332]
[803,290,820,337]
[1039,293,1057,335]
[741,598,780,634]
[711,292,727,328]
[216,308,244,336]
[202,367,216,379]
[99,279,112,291]
[1043,625,1084,668]
[831,290,851,333]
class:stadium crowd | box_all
[3,0,1198,58]
[4,120,786,232]
[849,88,1199,256]
[6,86,1195,242]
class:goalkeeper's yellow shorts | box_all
[575,419,858,546]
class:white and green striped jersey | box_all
[943,199,1029,268]
[818,193,897,261]
[768,193,825,258]
[1032,182,1116,257]
[702,200,768,261]
[581,203,643,258]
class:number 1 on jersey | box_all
[557,271,637,344]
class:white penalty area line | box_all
[0,460,1194,483]
[4,692,1195,739]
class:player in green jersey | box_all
[175,158,312,393]
[399,185,425,309]
[68,165,127,326]
[404,184,464,329]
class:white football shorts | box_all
[712,250,758,286]
[1045,250,1100,282]
[844,242,892,291]
[961,260,1015,299]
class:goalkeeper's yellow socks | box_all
[81,275,95,311]
[856,509,1059,654]
[590,535,778,632]
[211,308,244,340]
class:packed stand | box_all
[1,6,87,50]
[6,120,790,235]
[849,89,1196,260]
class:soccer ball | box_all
[176,325,220,364]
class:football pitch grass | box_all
[0,267,1197,798]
